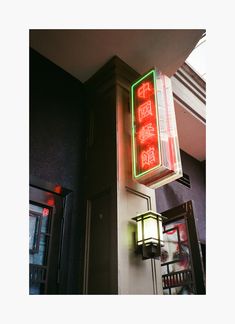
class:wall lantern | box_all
[132,210,167,260]
[130,68,182,188]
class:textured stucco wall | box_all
[30,49,86,293]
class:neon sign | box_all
[131,69,182,188]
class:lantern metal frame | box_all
[132,210,167,260]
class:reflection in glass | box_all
[29,215,37,251]
[29,203,51,295]
[161,219,194,295]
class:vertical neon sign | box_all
[131,68,182,188]
[131,69,161,179]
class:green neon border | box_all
[131,69,162,179]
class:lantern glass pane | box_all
[137,220,143,245]
[143,216,158,243]
[159,218,164,246]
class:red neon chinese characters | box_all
[138,123,155,143]
[137,82,152,99]
[132,69,182,187]
[141,146,156,168]
[138,100,153,122]
[132,70,160,177]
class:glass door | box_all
[161,217,194,294]
[29,183,65,294]
[29,203,52,294]
[160,201,205,294]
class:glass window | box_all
[29,203,51,295]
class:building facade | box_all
[29,30,206,295]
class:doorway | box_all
[29,179,72,294]
[160,201,205,294]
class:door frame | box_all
[161,200,206,294]
[29,176,73,294]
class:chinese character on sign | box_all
[138,100,153,122]
[137,82,152,99]
[139,123,155,143]
[131,69,182,188]
[141,146,156,167]
[131,70,162,177]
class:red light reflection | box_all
[54,184,62,194]
[47,198,54,206]
[42,208,49,217]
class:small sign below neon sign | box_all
[131,68,182,188]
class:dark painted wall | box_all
[30,49,86,293]
[155,150,205,243]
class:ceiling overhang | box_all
[30,29,206,162]
[30,29,205,82]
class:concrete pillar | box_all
[83,56,163,294]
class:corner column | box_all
[83,56,163,294]
[115,60,163,294]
